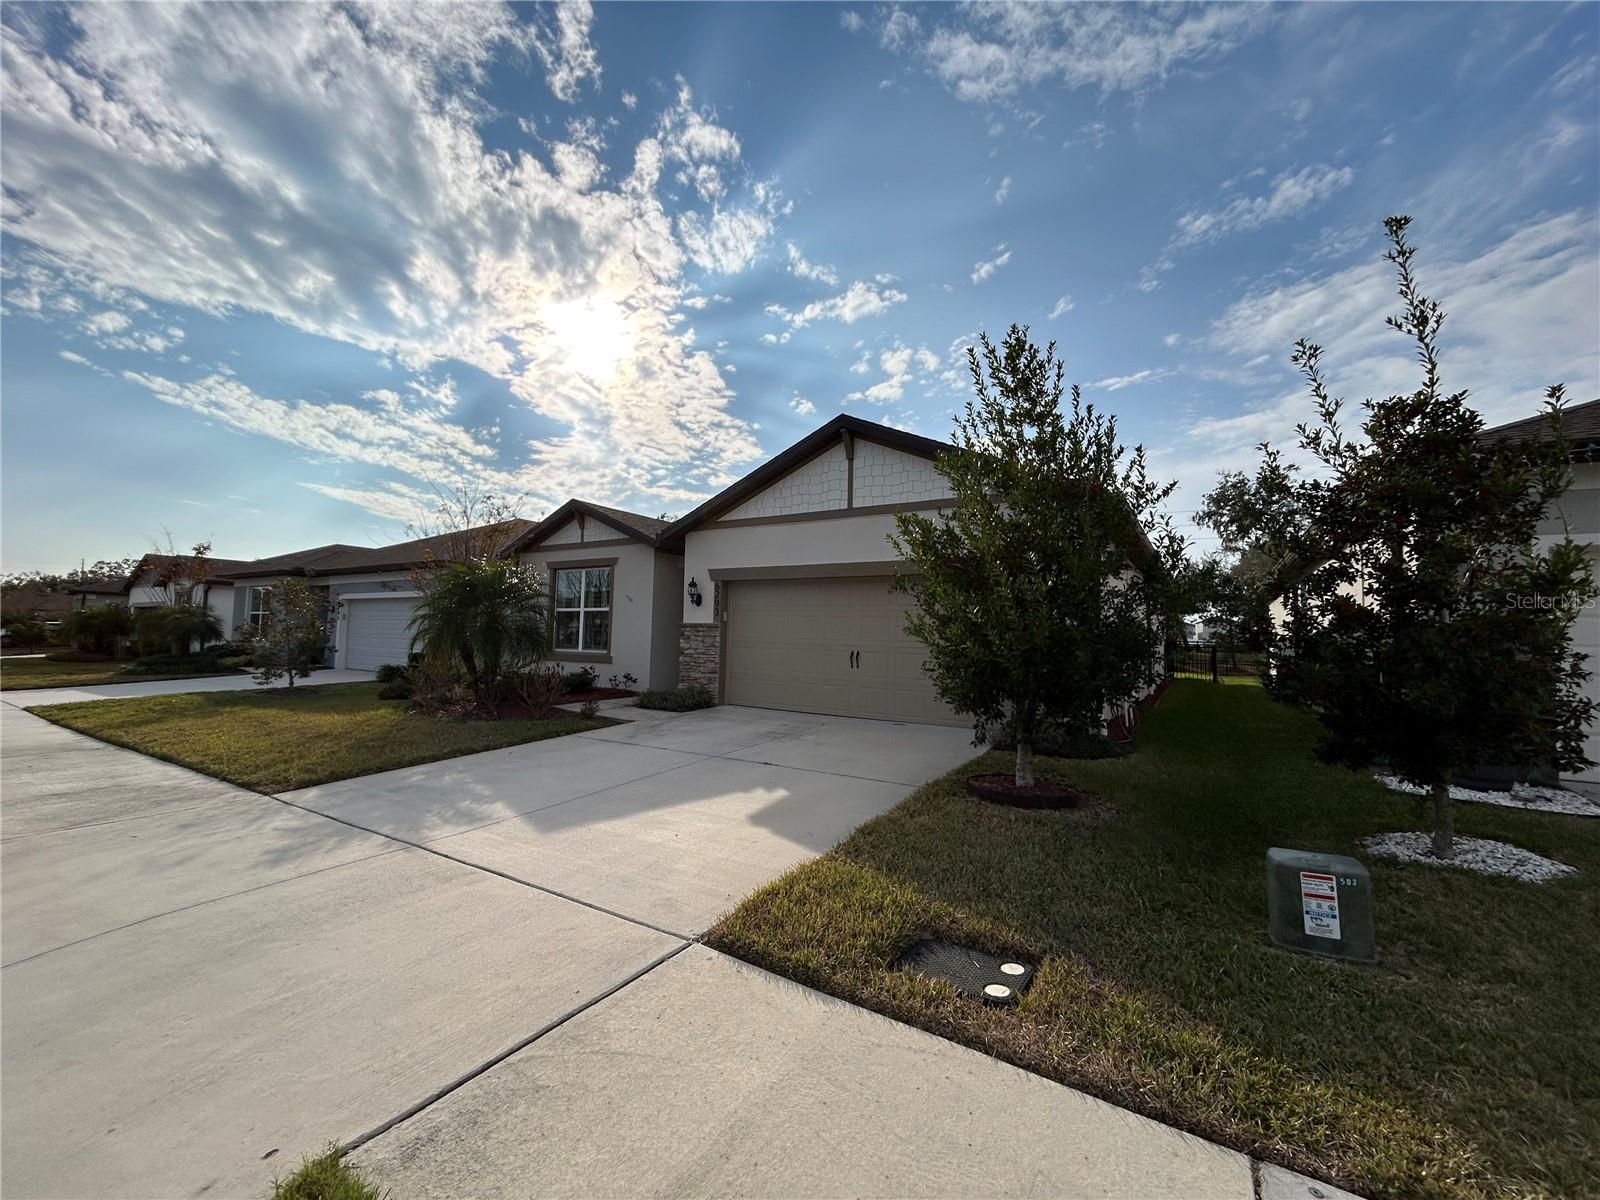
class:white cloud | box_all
[839,10,864,34]
[848,341,942,404]
[766,280,907,329]
[789,394,816,416]
[1163,332,1182,347]
[994,175,1012,204]
[1171,164,1356,250]
[0,2,766,513]
[971,244,1011,284]
[534,1,601,102]
[1091,368,1174,392]
[895,4,1271,103]
[786,241,839,286]
[1048,294,1073,319]
[82,311,131,336]
[1192,210,1600,460]
[620,90,638,110]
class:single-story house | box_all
[106,413,1164,726]
[66,580,130,610]
[1480,397,1600,786]
[125,553,259,639]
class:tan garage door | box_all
[725,577,959,724]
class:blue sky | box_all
[3,1,1597,571]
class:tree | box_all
[1268,216,1596,857]
[408,559,550,710]
[891,325,1180,787]
[404,483,527,571]
[3,612,52,647]
[62,605,133,655]
[134,605,223,656]
[236,578,328,688]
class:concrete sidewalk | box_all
[353,945,1257,1199]
[1,667,375,709]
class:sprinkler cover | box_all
[894,938,1036,1006]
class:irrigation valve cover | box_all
[1265,847,1377,965]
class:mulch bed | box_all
[966,773,1097,810]
[556,687,637,704]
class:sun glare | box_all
[541,296,633,382]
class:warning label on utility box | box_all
[1299,871,1341,940]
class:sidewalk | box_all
[352,945,1263,1199]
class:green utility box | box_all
[1266,847,1377,965]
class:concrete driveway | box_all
[281,703,978,936]
[2,701,1267,1200]
[1,667,375,710]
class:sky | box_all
[2,1,1597,572]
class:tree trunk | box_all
[1015,741,1035,788]
[1431,779,1453,859]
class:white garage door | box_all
[725,577,959,724]
[342,596,418,672]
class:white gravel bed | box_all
[1362,832,1577,882]
[1376,775,1600,818]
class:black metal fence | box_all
[1165,641,1266,682]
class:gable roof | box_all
[660,414,952,542]
[124,553,261,592]
[215,520,537,580]
[503,499,671,554]
[1480,398,1600,462]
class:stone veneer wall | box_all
[679,623,721,690]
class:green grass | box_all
[0,656,239,690]
[270,1148,385,1200]
[34,682,609,792]
[708,682,1600,1200]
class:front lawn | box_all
[33,682,609,792]
[708,682,1600,1200]
[0,657,240,691]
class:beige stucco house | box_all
[1481,398,1600,786]
[663,416,963,723]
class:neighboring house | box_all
[66,580,129,611]
[0,587,73,627]
[1480,398,1600,786]
[215,523,534,671]
[505,501,681,689]
[124,553,257,641]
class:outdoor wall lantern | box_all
[687,577,703,607]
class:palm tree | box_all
[408,560,550,707]
[135,604,224,656]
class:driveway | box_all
[2,702,1264,1200]
[1,667,376,710]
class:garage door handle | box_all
[851,650,859,669]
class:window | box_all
[552,566,612,653]
[246,585,272,627]
[172,584,194,606]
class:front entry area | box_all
[723,576,958,724]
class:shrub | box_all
[637,684,716,712]
[4,613,52,647]
[374,663,405,683]
[607,672,639,691]
[120,650,240,676]
[376,680,413,701]
[579,698,601,718]
[61,605,133,655]
[45,649,113,663]
[235,578,327,688]
[510,665,565,715]
[133,605,223,656]
[561,666,598,693]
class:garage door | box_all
[342,596,418,671]
[725,577,959,724]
